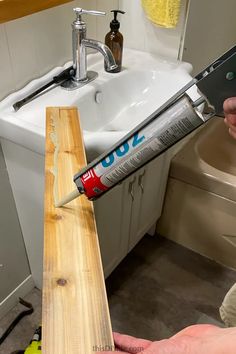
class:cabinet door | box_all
[94,180,131,278]
[0,146,31,303]
[1,139,44,289]
[128,155,167,251]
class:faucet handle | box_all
[73,8,106,18]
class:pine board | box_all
[42,107,114,354]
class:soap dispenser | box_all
[105,10,125,73]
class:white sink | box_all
[0,48,193,159]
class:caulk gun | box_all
[56,45,236,207]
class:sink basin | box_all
[0,48,194,159]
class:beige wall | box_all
[183,0,236,75]
[0,0,189,100]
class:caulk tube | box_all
[74,93,211,200]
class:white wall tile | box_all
[31,2,76,76]
[95,0,119,42]
[5,15,39,91]
[0,1,97,99]
[144,0,188,59]
[118,0,188,59]
[75,0,97,39]
[0,25,14,99]
[118,0,146,51]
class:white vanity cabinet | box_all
[95,154,169,277]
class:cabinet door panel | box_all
[94,182,129,278]
[129,156,167,251]
[128,169,144,251]
[139,156,165,232]
[0,169,30,302]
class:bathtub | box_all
[157,117,236,269]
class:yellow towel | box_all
[142,0,181,28]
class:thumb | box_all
[171,324,219,339]
[113,332,151,353]
[223,97,236,114]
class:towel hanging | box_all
[141,0,181,28]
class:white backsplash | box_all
[0,1,75,100]
[0,0,188,100]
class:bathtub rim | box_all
[170,117,236,202]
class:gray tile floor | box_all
[0,289,42,353]
[107,235,235,340]
[1,235,236,353]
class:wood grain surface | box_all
[42,107,114,354]
[0,0,73,24]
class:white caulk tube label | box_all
[78,95,205,199]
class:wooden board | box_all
[0,0,73,24]
[43,107,114,354]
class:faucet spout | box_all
[82,39,118,72]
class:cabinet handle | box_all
[138,171,145,193]
[129,177,136,201]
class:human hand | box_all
[224,97,236,139]
[105,324,236,353]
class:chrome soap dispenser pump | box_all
[105,10,125,73]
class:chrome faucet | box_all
[61,8,117,90]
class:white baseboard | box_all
[0,275,35,320]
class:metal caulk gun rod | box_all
[13,66,74,112]
[13,80,58,111]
